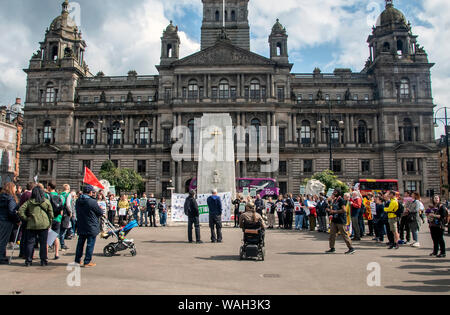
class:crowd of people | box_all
[0,181,449,268]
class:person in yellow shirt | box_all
[384,191,400,249]
[118,195,130,226]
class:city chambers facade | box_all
[19,0,439,197]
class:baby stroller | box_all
[239,221,265,261]
[102,219,138,257]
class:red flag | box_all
[83,167,105,189]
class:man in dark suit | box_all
[184,190,202,244]
[207,189,223,243]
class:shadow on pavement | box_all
[196,255,239,261]
[385,285,450,293]
[143,240,191,244]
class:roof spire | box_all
[386,0,393,8]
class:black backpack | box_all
[49,194,64,217]
[395,201,404,218]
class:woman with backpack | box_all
[46,183,63,260]
[426,195,448,258]
[18,186,54,266]
[0,182,21,265]
[404,192,423,248]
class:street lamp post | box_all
[434,107,450,198]
[99,100,124,161]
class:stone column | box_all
[74,117,80,144]
[152,116,157,145]
[237,74,241,97]
[374,115,379,143]
[287,114,292,142]
[419,115,423,142]
[293,114,297,143]
[267,112,271,142]
[129,116,134,144]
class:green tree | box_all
[304,170,349,193]
[99,161,144,195]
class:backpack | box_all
[395,201,404,218]
[49,194,64,217]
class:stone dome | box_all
[376,3,407,27]
[165,21,178,33]
[271,19,286,34]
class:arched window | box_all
[112,121,122,145]
[231,10,236,21]
[43,121,53,144]
[51,45,58,61]
[357,120,367,144]
[219,79,229,99]
[397,40,403,55]
[400,79,409,98]
[277,42,282,56]
[167,44,173,58]
[403,118,413,142]
[330,120,339,144]
[139,121,149,145]
[215,11,220,21]
[188,80,198,99]
[383,42,390,52]
[301,120,311,144]
[45,83,56,103]
[250,79,260,100]
[251,118,261,144]
[225,10,228,21]
[86,122,95,145]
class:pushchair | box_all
[239,221,265,261]
[102,219,138,257]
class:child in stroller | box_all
[101,218,138,257]
[239,203,266,261]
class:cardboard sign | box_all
[276,203,283,212]
[239,203,246,213]
[300,185,306,195]
[243,187,249,197]
[294,202,301,211]
[119,208,127,216]
[199,205,209,215]
[326,188,335,198]
[110,200,117,211]
[250,187,257,197]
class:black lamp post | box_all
[434,107,450,198]
[317,99,344,171]
[99,101,124,161]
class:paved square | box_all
[1,226,449,295]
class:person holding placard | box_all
[266,197,275,229]
[158,198,168,226]
[255,194,264,216]
[233,195,241,228]
[294,196,305,230]
[139,193,148,227]
[147,194,158,227]
[316,194,329,233]
[108,194,118,226]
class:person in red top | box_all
[350,191,362,241]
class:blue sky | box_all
[0,0,449,136]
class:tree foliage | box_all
[304,170,349,193]
[99,160,144,195]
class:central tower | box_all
[201,0,250,50]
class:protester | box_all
[130,193,140,224]
[74,185,103,267]
[239,202,266,241]
[107,193,117,225]
[97,192,108,237]
[275,195,284,229]
[427,195,448,258]
[139,193,148,227]
[207,189,223,243]
[406,192,422,248]
[294,196,305,230]
[118,195,129,226]
[397,194,410,245]
[184,190,202,244]
[326,189,355,254]
[0,182,21,264]
[255,194,264,216]
[308,195,317,231]
[350,191,362,241]
[384,191,400,249]
[316,194,328,233]
[47,182,63,259]
[364,193,375,237]
[18,186,53,266]
[373,195,386,243]
[147,194,157,227]
[18,182,35,258]
[158,198,168,226]
[59,184,72,250]
[266,197,275,229]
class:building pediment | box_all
[172,41,276,67]
[393,143,436,152]
[25,144,61,154]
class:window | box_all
[277,87,285,101]
[41,159,49,173]
[45,84,56,103]
[85,122,95,145]
[212,87,218,99]
[162,162,171,175]
[163,129,171,146]
[332,160,342,173]
[353,94,358,101]
[112,121,121,145]
[82,160,91,170]
[137,96,142,103]
[111,160,119,168]
[297,94,302,104]
[405,181,417,192]
[121,95,126,103]
[325,94,330,101]
[330,121,339,144]
[406,160,415,173]
[162,181,171,198]
[139,121,149,145]
[279,128,286,147]
[300,120,311,144]
[361,160,370,174]
[110,97,115,103]
[309,94,313,101]
[215,11,220,22]
[358,121,367,144]
[164,88,172,102]
[188,80,198,99]
[251,118,261,144]
[188,119,195,146]
[336,94,342,103]
[43,121,53,144]
[303,160,313,173]
[364,94,369,102]
[403,118,413,142]
[230,87,237,100]
[250,79,260,100]
[400,79,409,98]
[137,160,146,174]
[219,80,229,99]
[279,161,287,175]
[94,97,99,103]
[279,182,288,195]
